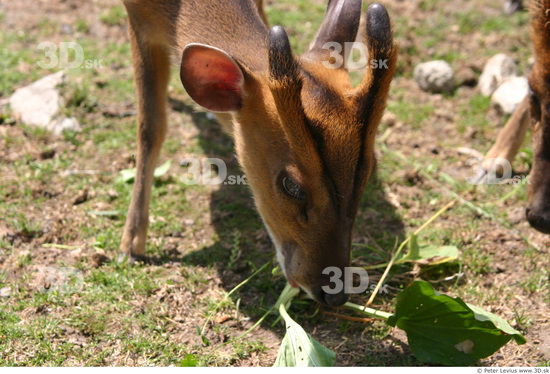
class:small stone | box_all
[0,287,11,297]
[382,112,397,127]
[90,249,110,268]
[464,127,478,140]
[8,71,82,135]
[9,71,65,128]
[107,189,119,200]
[72,188,89,205]
[455,66,477,87]
[478,54,518,96]
[61,23,73,35]
[414,60,455,93]
[491,76,529,115]
[70,248,83,260]
[47,116,82,135]
[40,149,56,160]
[503,0,523,14]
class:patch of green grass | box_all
[232,340,267,361]
[418,0,439,11]
[462,244,493,275]
[0,33,44,96]
[36,18,59,37]
[0,0,547,367]
[76,19,89,34]
[457,10,530,35]
[265,0,326,55]
[457,94,491,135]
[519,267,549,294]
[387,99,436,131]
[100,6,127,27]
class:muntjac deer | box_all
[482,0,550,234]
[120,0,397,306]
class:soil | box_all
[0,0,549,368]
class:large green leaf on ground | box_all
[273,284,335,367]
[273,308,336,367]
[118,160,171,184]
[387,281,526,366]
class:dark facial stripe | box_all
[300,69,369,213]
[352,72,386,200]
[303,116,342,209]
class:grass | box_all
[0,0,548,367]
[99,6,127,27]
[386,88,436,130]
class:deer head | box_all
[180,1,398,306]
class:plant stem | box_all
[344,302,393,320]
[364,198,457,308]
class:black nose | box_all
[526,208,550,234]
[312,269,352,307]
[312,284,349,307]
[323,289,350,307]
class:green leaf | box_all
[195,324,210,346]
[87,210,123,217]
[466,303,527,345]
[118,160,171,184]
[179,354,198,367]
[274,303,335,367]
[118,168,137,184]
[387,281,526,366]
[273,284,335,367]
[274,283,301,310]
[363,235,459,270]
[153,160,172,178]
[398,234,459,266]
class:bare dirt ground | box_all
[0,0,549,367]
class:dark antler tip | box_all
[270,25,285,38]
[269,26,292,55]
[367,3,390,29]
[366,3,392,49]
[368,3,386,13]
[269,26,289,46]
[268,26,297,81]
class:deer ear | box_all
[180,44,244,112]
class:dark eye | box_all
[282,177,307,201]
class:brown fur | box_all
[121,0,397,306]
[483,0,550,233]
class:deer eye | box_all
[282,177,307,201]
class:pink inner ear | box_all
[180,45,244,113]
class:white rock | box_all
[478,54,518,96]
[9,71,65,127]
[0,287,11,297]
[414,60,455,93]
[47,116,82,135]
[491,76,529,115]
[8,71,82,135]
